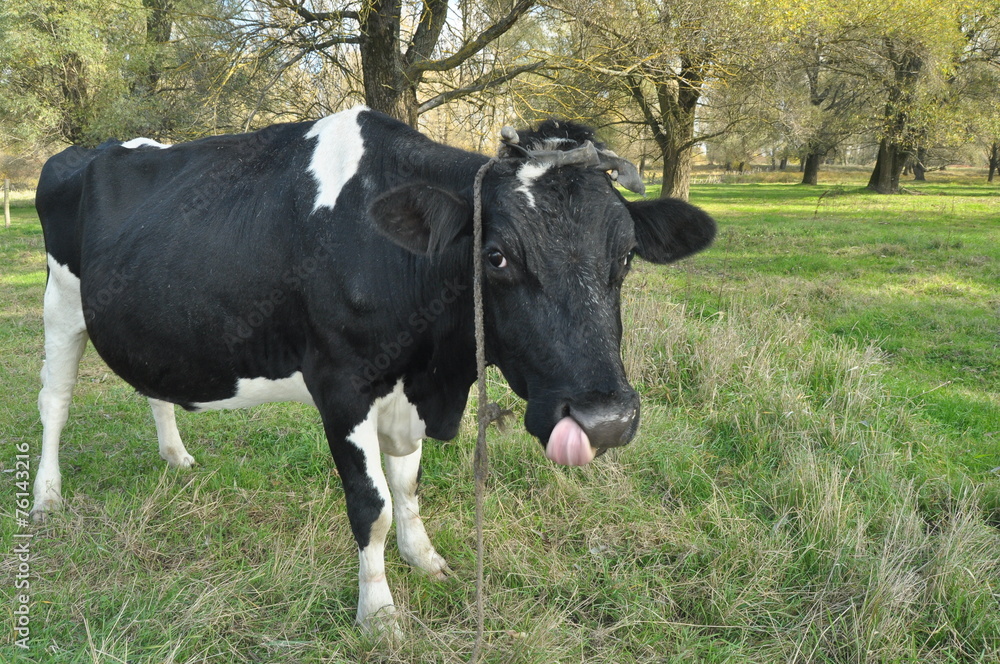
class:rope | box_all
[469,156,497,663]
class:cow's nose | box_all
[561,393,640,449]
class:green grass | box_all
[659,176,999,479]
[2,175,998,663]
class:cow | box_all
[32,106,716,631]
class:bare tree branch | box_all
[280,0,360,25]
[242,37,351,131]
[406,0,450,64]
[418,60,547,114]
[406,0,535,77]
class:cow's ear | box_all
[626,198,717,264]
[370,183,470,255]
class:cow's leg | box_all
[375,381,449,578]
[327,407,398,632]
[32,260,88,520]
[149,398,195,468]
[384,443,451,580]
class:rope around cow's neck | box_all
[470,155,499,663]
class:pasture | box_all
[2,172,998,663]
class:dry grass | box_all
[3,192,998,662]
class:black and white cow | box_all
[32,106,715,629]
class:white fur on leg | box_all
[375,380,425,457]
[348,409,398,633]
[357,523,397,634]
[149,398,195,468]
[32,256,88,520]
[385,444,451,579]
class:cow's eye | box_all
[622,248,636,268]
[487,249,507,269]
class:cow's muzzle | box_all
[544,392,640,466]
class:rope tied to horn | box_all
[468,124,644,662]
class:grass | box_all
[1,175,999,663]
[657,174,999,478]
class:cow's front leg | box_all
[327,407,397,633]
[384,442,451,580]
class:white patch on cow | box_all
[191,372,315,411]
[33,256,88,518]
[536,137,575,150]
[306,105,368,212]
[347,408,397,630]
[376,379,426,457]
[516,161,552,209]
[121,137,170,149]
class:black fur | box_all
[506,119,605,154]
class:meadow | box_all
[1,170,998,663]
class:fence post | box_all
[3,177,10,230]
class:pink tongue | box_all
[546,417,595,466]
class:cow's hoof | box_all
[358,605,403,641]
[30,495,62,522]
[400,543,451,580]
[162,450,196,469]
[426,554,453,581]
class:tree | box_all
[553,0,773,201]
[954,8,1000,182]
[233,1,543,127]
[780,18,870,186]
[0,0,287,149]
[855,1,981,193]
[0,0,128,147]
[864,34,934,193]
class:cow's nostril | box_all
[566,404,638,449]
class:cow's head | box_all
[371,120,716,465]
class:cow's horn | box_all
[500,126,533,158]
[597,149,645,196]
[527,141,600,168]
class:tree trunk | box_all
[868,138,902,194]
[912,146,927,181]
[987,142,999,183]
[359,1,415,125]
[801,151,823,185]
[58,51,90,145]
[141,0,173,93]
[625,55,701,202]
[661,142,692,200]
[4,177,10,230]
[354,0,532,127]
[867,43,921,195]
[779,156,788,171]
[659,73,698,200]
[868,138,911,194]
